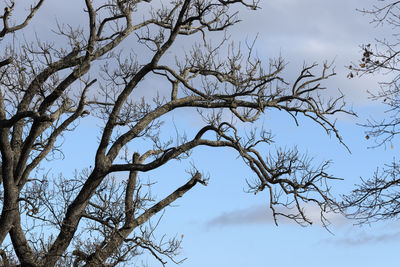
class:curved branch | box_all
[84,171,205,266]
[0,0,45,37]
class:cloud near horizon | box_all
[321,229,400,246]
[206,204,400,246]
[205,204,348,229]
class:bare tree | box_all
[344,0,400,223]
[0,0,352,266]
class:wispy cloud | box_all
[205,204,348,229]
[322,230,400,246]
[206,205,276,228]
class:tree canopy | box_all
[0,1,352,266]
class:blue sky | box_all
[11,0,400,266]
